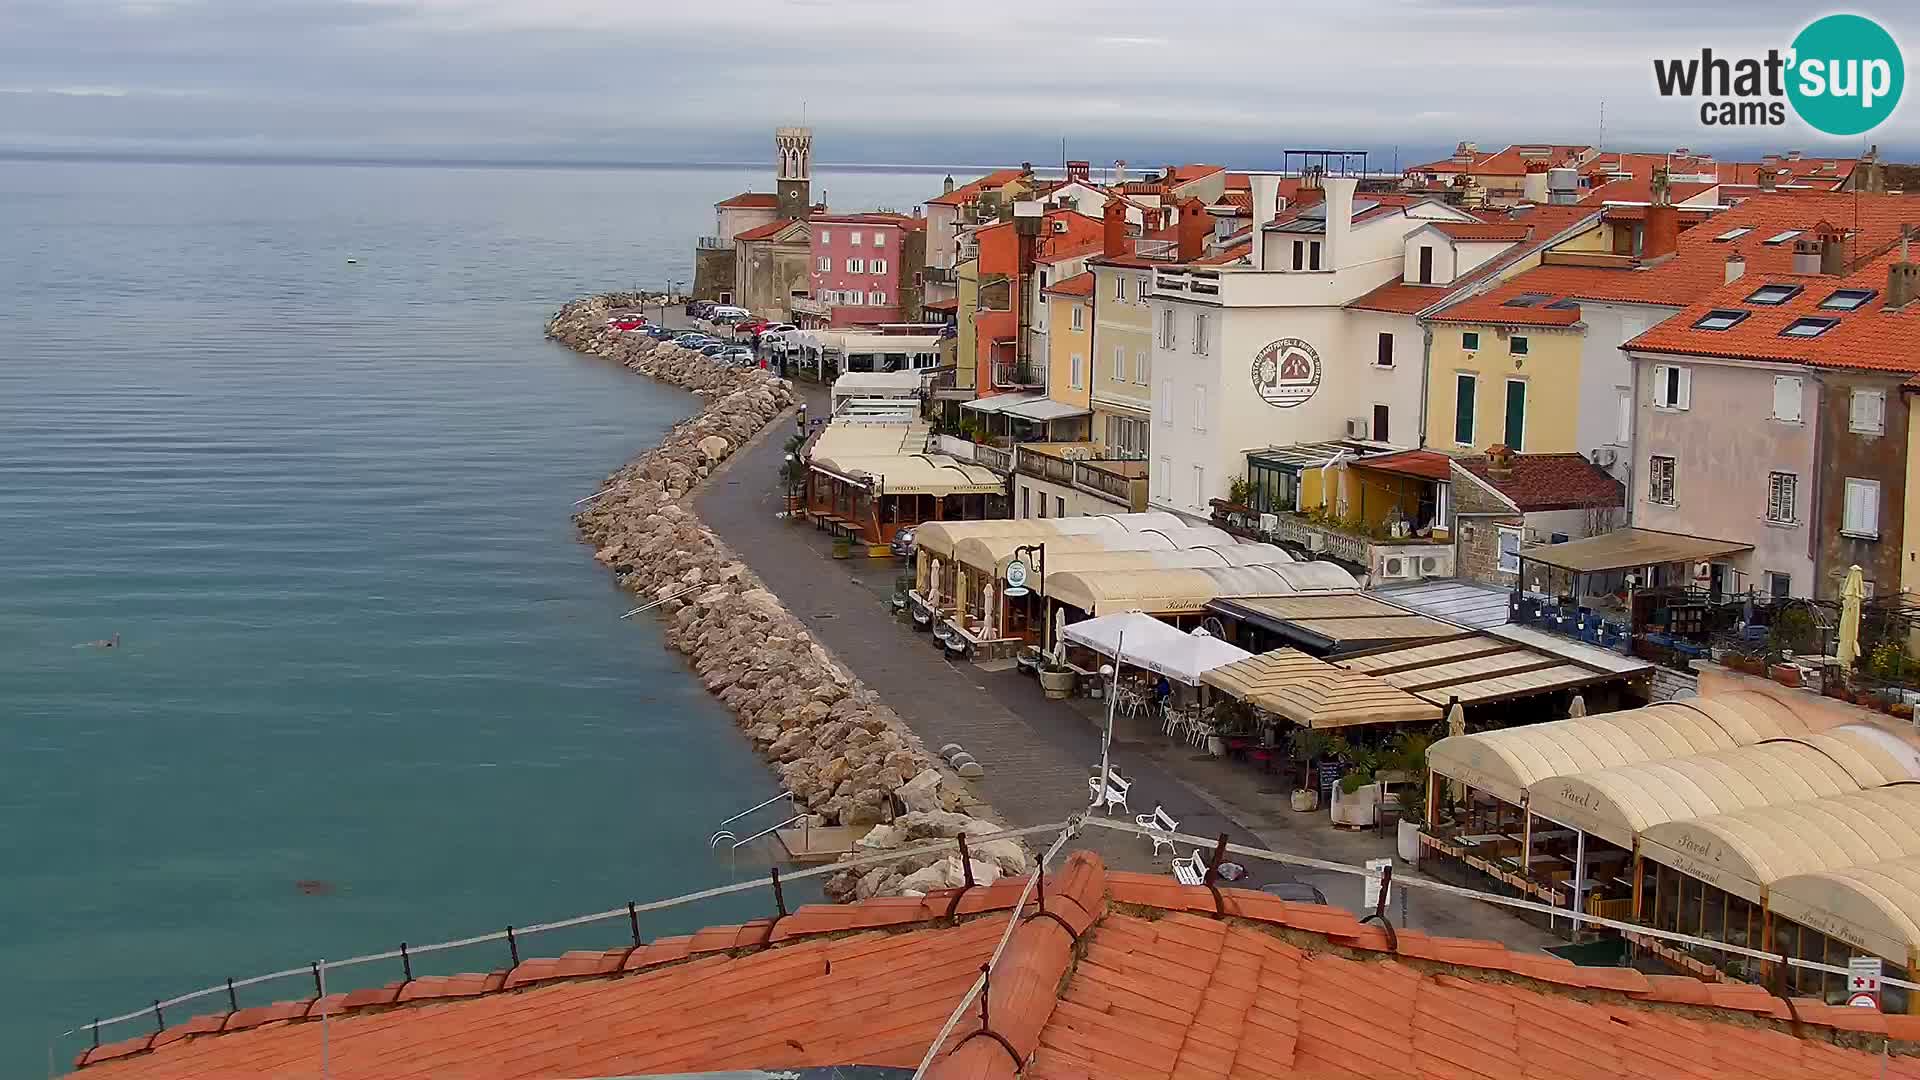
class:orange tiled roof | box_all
[1164,163,1226,185]
[1349,206,1604,317]
[1625,254,1920,371]
[734,218,801,242]
[928,168,1028,207]
[716,191,780,209]
[1435,192,1920,321]
[1043,270,1095,297]
[1348,278,1456,314]
[1223,172,1250,191]
[68,852,1920,1080]
[1193,240,1251,266]
[1212,191,1253,213]
[1579,177,1719,206]
[1458,452,1627,512]
[1412,143,1590,176]
[809,212,924,228]
[1035,239,1104,266]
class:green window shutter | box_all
[1504,381,1526,451]
[1454,374,1476,445]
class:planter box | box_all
[1769,664,1802,688]
[1038,669,1076,699]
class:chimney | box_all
[1454,141,1478,165]
[1792,236,1823,274]
[942,174,955,196]
[1788,149,1804,162]
[1322,175,1358,272]
[1486,443,1515,481]
[1177,197,1209,262]
[1861,145,1886,194]
[1758,169,1777,193]
[1889,230,1919,308]
[1642,166,1678,260]
[1066,160,1090,184]
[1818,224,1851,275]
[1247,174,1284,271]
[1101,195,1133,258]
[1724,253,1746,283]
[1522,162,1549,205]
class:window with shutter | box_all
[1113,345,1125,380]
[1160,379,1173,426]
[1193,385,1207,431]
[1616,389,1632,443]
[1136,349,1149,383]
[1772,376,1802,422]
[1497,526,1521,574]
[1376,333,1394,367]
[1851,389,1886,434]
[1453,374,1476,445]
[1843,478,1881,537]
[1766,472,1797,523]
[1649,456,1677,505]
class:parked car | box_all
[673,331,711,344]
[890,526,917,559]
[608,317,648,332]
[709,304,751,323]
[644,326,677,339]
[698,343,728,357]
[720,346,754,366]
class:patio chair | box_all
[1171,850,1205,886]
[1136,805,1180,857]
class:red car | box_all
[607,314,649,332]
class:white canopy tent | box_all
[1062,612,1253,685]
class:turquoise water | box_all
[0,159,935,1070]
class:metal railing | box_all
[696,235,730,250]
[1133,238,1179,261]
[59,811,1920,1075]
[989,359,1042,389]
[922,265,956,286]
[972,443,1013,474]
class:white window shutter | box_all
[1774,377,1799,421]
[1676,367,1692,410]
[1864,483,1880,535]
[1651,365,1668,405]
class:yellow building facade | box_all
[1044,283,1093,420]
[1423,322,1585,454]
[1088,261,1154,458]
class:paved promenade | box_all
[689,375,1554,948]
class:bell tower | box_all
[775,126,813,220]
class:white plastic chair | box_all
[1087,765,1131,814]
[1171,850,1205,886]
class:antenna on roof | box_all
[1598,99,1605,152]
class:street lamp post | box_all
[1011,542,1046,655]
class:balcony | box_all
[1209,501,1452,582]
[1133,238,1179,261]
[990,358,1044,390]
[789,296,830,317]
[922,265,957,286]
[973,443,1013,474]
[697,235,731,251]
[1016,444,1147,512]
[1153,268,1220,297]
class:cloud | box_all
[0,0,1913,162]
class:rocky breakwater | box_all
[546,294,1029,901]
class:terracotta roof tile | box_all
[1456,452,1626,512]
[66,852,1920,1080]
[1581,176,1720,205]
[734,217,800,242]
[716,191,780,209]
[928,168,1027,207]
[1042,270,1095,298]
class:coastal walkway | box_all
[692,380,1554,947]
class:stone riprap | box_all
[546,294,1025,900]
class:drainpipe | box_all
[1417,325,1435,449]
[1808,376,1824,581]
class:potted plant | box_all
[1037,657,1077,699]
[1288,729,1335,812]
[1331,745,1382,827]
[1386,730,1434,863]
[1769,662,1802,688]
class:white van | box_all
[708,305,751,325]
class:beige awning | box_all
[1333,631,1649,709]
[1526,726,1920,849]
[1212,593,1459,651]
[1518,527,1753,574]
[1639,784,1920,905]
[809,417,930,460]
[914,513,1187,561]
[1201,648,1445,729]
[1049,562,1358,616]
[988,543,1294,584]
[1771,854,1920,967]
[955,533,1155,576]
[1424,691,1817,806]
[811,453,1003,496]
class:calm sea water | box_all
[0,159,937,1070]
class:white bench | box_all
[1087,766,1132,815]
[1171,850,1205,886]
[1136,805,1179,857]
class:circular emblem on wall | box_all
[1250,338,1322,409]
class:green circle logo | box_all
[1788,14,1904,136]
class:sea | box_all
[0,157,938,1072]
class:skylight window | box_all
[1762,230,1802,245]
[1781,316,1839,338]
[1714,227,1754,242]
[1745,284,1803,306]
[1820,288,1877,311]
[1546,298,1580,310]
[1693,309,1749,331]
[1500,292,1552,308]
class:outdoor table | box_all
[1457,833,1503,846]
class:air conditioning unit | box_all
[1305,533,1325,553]
[1379,555,1409,580]
[1418,556,1443,577]
[1259,513,1278,535]
[1344,417,1370,439]
[1051,220,1070,234]
[1589,446,1618,467]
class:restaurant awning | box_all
[1201,648,1445,729]
[984,543,1294,588]
[1424,691,1817,806]
[1333,630,1649,708]
[1001,398,1091,422]
[1062,612,1252,685]
[1772,854,1920,967]
[959,393,1043,416]
[1639,783,1920,905]
[1525,726,1920,849]
[954,532,1157,576]
[1049,562,1359,616]
[1208,593,1459,654]
[1518,527,1754,574]
[1349,449,1454,481]
[810,453,1004,496]
[914,513,1188,561]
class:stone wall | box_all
[546,294,1023,900]
[691,247,736,303]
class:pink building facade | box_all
[809,214,914,327]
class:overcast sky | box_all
[2,0,1915,167]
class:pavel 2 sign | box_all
[1251,338,1323,409]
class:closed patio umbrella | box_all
[1838,564,1866,672]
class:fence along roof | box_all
[1048,561,1358,616]
[1424,691,1815,806]
[1771,853,1920,968]
[1525,726,1920,849]
[1640,784,1920,905]
[914,513,1188,560]
[1201,647,1445,729]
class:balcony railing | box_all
[1015,446,1147,511]
[789,297,830,317]
[1209,501,1448,577]
[990,359,1044,389]
[1016,449,1076,486]
[922,265,957,286]
[1076,462,1140,506]
[973,444,1013,474]
[697,235,731,250]
[1133,238,1179,261]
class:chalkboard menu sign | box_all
[1317,761,1344,794]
